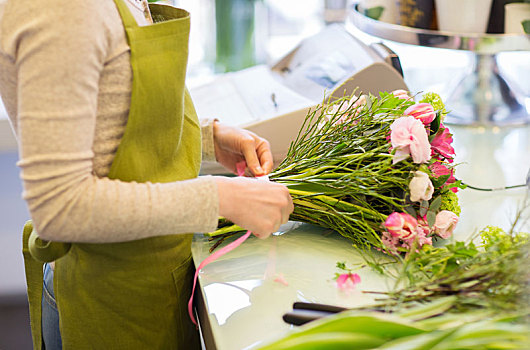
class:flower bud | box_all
[434,210,458,239]
[392,89,413,101]
[404,103,436,125]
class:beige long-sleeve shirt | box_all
[0,0,219,243]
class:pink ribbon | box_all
[187,230,251,327]
[187,161,252,327]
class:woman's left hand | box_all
[213,121,273,176]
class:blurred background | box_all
[1,1,529,348]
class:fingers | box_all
[215,177,294,240]
[213,122,274,177]
[241,134,273,177]
[256,138,274,175]
[240,135,264,176]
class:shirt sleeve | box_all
[7,0,219,242]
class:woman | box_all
[0,0,293,348]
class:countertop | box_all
[191,124,530,350]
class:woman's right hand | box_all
[215,177,294,239]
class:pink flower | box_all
[392,89,413,101]
[434,210,459,238]
[334,95,366,125]
[390,116,431,164]
[430,161,457,193]
[381,230,401,253]
[409,171,434,202]
[336,273,361,291]
[415,222,433,247]
[431,125,455,159]
[384,212,418,240]
[404,103,436,125]
[273,273,289,286]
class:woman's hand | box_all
[215,177,294,239]
[213,121,273,176]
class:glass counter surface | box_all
[191,125,530,350]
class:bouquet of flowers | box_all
[208,90,465,253]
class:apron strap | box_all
[22,221,44,350]
[113,0,141,29]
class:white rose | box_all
[409,171,434,202]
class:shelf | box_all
[350,5,530,55]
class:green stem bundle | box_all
[207,92,443,249]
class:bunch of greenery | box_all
[254,226,530,349]
[208,91,462,252]
[362,226,529,314]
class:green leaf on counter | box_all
[259,332,385,350]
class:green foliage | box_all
[364,228,529,313]
[262,231,530,349]
[439,191,461,216]
[420,92,448,117]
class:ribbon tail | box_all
[188,230,252,327]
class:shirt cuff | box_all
[200,118,217,162]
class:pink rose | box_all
[384,212,418,240]
[434,210,458,239]
[390,116,431,164]
[336,273,361,291]
[409,171,434,202]
[431,125,455,159]
[392,89,413,101]
[404,103,436,125]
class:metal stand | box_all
[445,53,529,125]
[350,5,530,126]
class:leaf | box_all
[258,332,386,350]
[327,142,347,157]
[419,200,429,217]
[336,261,347,270]
[428,196,442,212]
[429,111,442,136]
[432,175,450,189]
[376,328,457,350]
[448,180,467,190]
[426,211,436,228]
[285,312,426,339]
[404,206,417,218]
[397,297,457,321]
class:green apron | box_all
[22,1,202,348]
